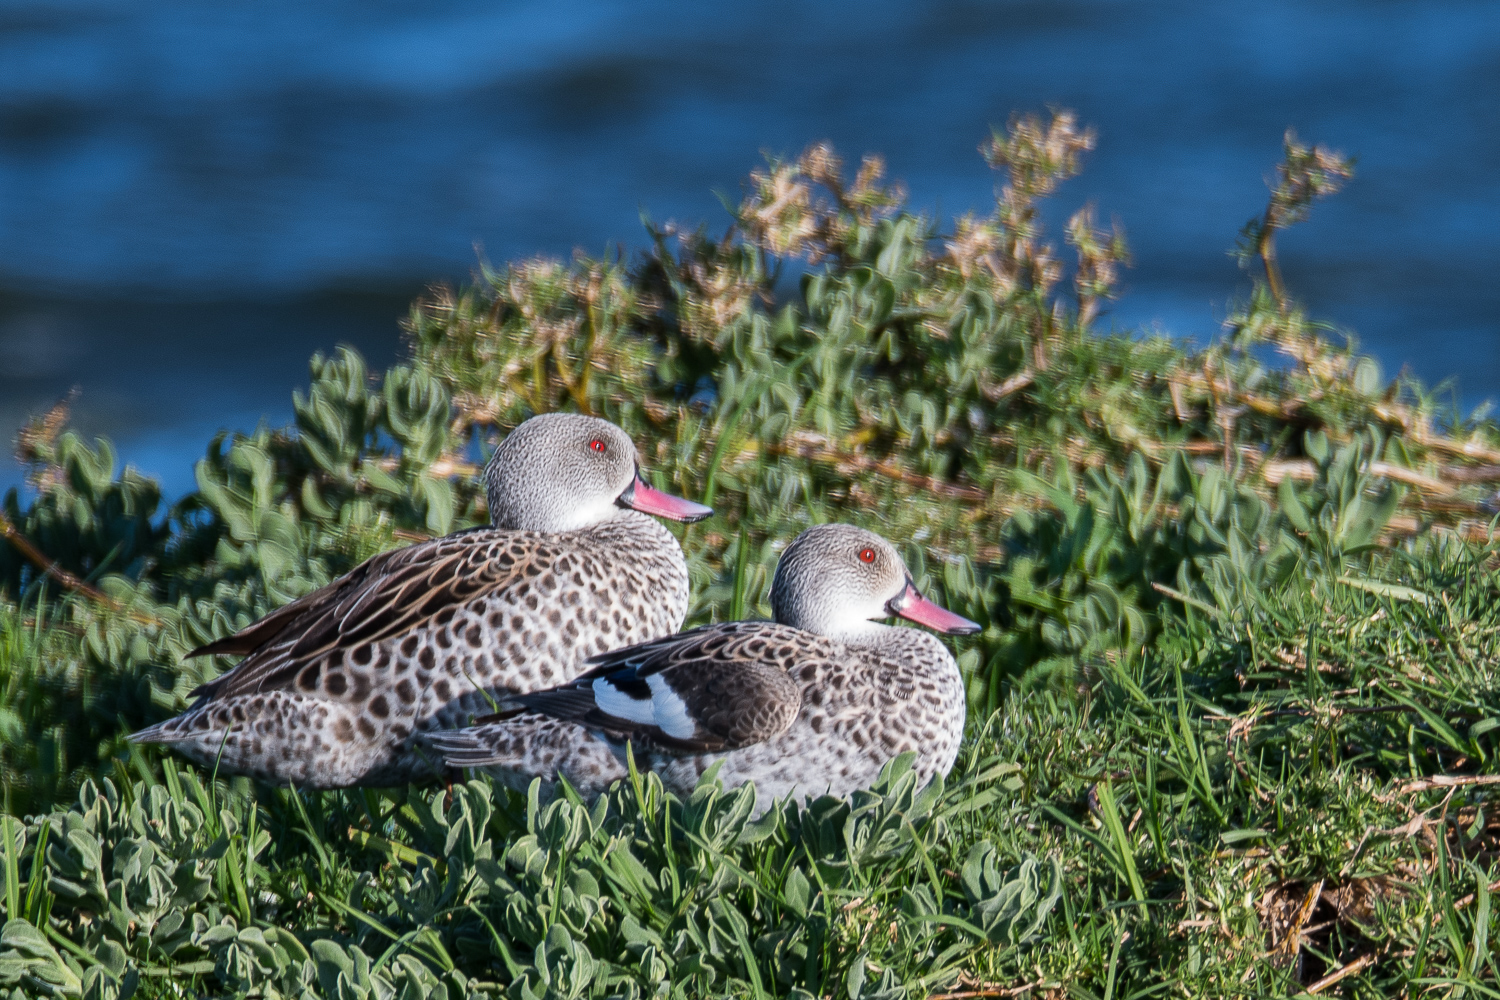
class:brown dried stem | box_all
[0,512,157,624]
[1305,952,1375,994]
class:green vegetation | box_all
[4,113,1500,996]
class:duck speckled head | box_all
[484,413,712,532]
[770,524,980,641]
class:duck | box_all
[130,413,712,787]
[429,523,980,809]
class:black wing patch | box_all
[512,622,805,754]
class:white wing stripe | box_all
[645,674,697,739]
[592,677,656,725]
[591,673,698,741]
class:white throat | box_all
[491,491,627,533]
[810,603,894,646]
[831,618,890,646]
[549,495,626,533]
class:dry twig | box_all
[0,512,158,624]
[928,982,1039,999]
[1305,952,1375,994]
[1398,774,1500,795]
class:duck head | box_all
[485,413,712,532]
[769,524,981,641]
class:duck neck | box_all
[858,622,952,658]
[489,493,624,533]
[818,618,894,649]
[578,508,678,547]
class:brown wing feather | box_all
[187,572,363,658]
[571,621,763,680]
[186,529,495,661]
[667,659,801,751]
[189,528,536,701]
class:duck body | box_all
[654,621,965,805]
[437,618,964,807]
[131,413,710,788]
[432,524,976,809]
[135,513,689,786]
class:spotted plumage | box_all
[430,524,980,810]
[130,413,711,787]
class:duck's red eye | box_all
[858,548,876,563]
[589,439,606,453]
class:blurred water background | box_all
[2,0,1497,497]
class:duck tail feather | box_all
[426,728,514,768]
[128,719,190,745]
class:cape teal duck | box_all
[431,523,979,809]
[131,413,712,787]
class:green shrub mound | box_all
[4,114,1500,994]
[0,753,1067,999]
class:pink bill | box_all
[888,581,981,635]
[619,474,714,523]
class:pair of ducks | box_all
[133,414,979,808]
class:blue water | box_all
[3,1,1498,496]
